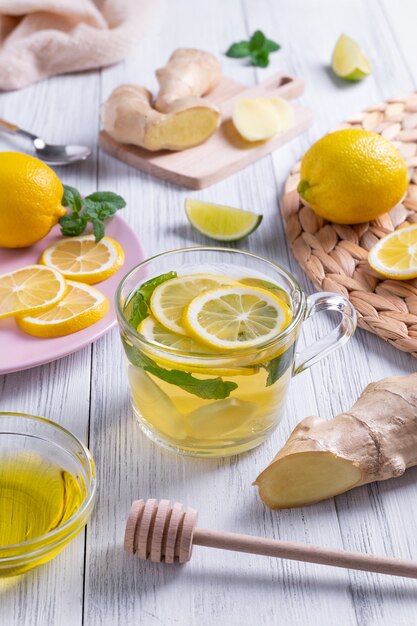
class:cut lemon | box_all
[138,315,257,376]
[331,34,371,81]
[0,264,67,319]
[185,198,262,241]
[183,285,292,350]
[150,274,236,336]
[368,225,417,280]
[17,280,109,337]
[40,235,125,284]
[138,316,209,353]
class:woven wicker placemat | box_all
[281,93,417,358]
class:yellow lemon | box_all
[0,152,66,248]
[298,129,408,224]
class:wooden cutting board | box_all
[99,73,314,189]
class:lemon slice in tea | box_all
[150,274,236,336]
[368,225,417,280]
[183,285,292,350]
[138,316,208,353]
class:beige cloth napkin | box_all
[0,0,158,90]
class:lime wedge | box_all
[331,34,371,81]
[185,198,262,242]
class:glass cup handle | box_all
[293,291,357,376]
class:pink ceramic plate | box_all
[0,215,145,375]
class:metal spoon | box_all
[0,118,91,165]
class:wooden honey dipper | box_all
[124,499,417,579]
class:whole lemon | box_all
[297,129,408,224]
[0,152,66,248]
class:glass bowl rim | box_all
[0,411,96,561]
[115,246,306,359]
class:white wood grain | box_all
[1,1,417,624]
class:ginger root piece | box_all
[255,374,417,509]
[232,96,295,142]
[155,48,221,112]
[101,49,221,152]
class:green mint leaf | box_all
[129,293,149,329]
[264,343,295,387]
[250,49,269,68]
[62,185,82,214]
[226,41,251,58]
[143,365,238,400]
[263,38,280,53]
[59,213,87,237]
[59,185,126,241]
[128,271,177,329]
[122,336,237,400]
[249,30,266,52]
[83,192,126,211]
[92,219,105,242]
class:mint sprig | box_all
[264,343,295,387]
[123,339,237,400]
[226,30,280,67]
[128,272,177,329]
[59,185,126,242]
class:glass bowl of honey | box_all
[0,412,96,577]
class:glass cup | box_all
[115,247,356,457]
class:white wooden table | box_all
[1,1,417,624]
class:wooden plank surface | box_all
[1,1,417,625]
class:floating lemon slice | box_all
[17,280,109,337]
[368,225,417,280]
[150,274,236,336]
[185,198,262,242]
[41,235,125,284]
[138,316,209,353]
[138,315,257,376]
[183,285,292,350]
[0,264,67,319]
[331,34,371,81]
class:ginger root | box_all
[255,374,417,509]
[101,48,221,152]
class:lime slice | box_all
[150,273,236,335]
[185,199,262,242]
[183,285,292,350]
[331,35,371,81]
